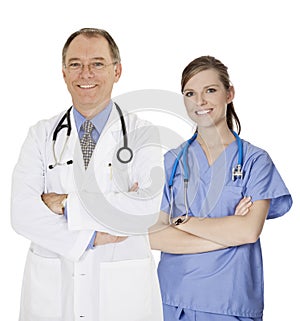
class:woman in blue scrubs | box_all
[150,56,292,321]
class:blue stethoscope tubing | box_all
[48,103,133,169]
[168,130,243,225]
[232,130,243,172]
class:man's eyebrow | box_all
[67,57,106,62]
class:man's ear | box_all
[114,63,122,82]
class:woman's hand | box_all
[234,196,252,216]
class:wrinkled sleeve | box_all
[160,151,176,214]
[244,152,292,219]
[11,122,95,261]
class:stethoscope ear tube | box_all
[49,107,73,169]
[52,106,72,141]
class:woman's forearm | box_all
[149,224,227,254]
[174,200,270,247]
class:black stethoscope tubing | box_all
[114,102,133,164]
[52,106,72,142]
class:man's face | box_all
[63,34,121,116]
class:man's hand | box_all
[94,232,128,246]
[41,193,67,215]
[92,183,137,246]
[93,183,137,246]
[234,196,252,216]
[129,182,138,192]
[41,183,138,216]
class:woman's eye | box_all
[206,88,216,93]
[184,91,195,97]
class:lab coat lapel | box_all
[63,106,121,176]
[45,108,82,193]
[63,109,85,189]
[53,108,79,159]
[92,103,122,164]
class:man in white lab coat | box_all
[11,28,163,321]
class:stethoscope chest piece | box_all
[116,146,133,164]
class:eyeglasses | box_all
[65,61,117,73]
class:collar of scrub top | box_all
[73,100,113,142]
[168,130,243,226]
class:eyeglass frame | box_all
[64,60,118,73]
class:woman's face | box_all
[183,69,234,130]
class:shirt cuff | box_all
[65,202,96,251]
[64,202,68,220]
[64,200,95,251]
[86,231,97,250]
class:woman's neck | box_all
[196,125,234,148]
[196,125,235,165]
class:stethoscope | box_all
[48,103,133,169]
[168,130,243,225]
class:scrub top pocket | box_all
[220,185,244,217]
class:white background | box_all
[1,0,299,320]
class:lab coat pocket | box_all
[99,257,153,321]
[22,249,62,318]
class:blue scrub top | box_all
[159,138,292,318]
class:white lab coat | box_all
[11,105,163,321]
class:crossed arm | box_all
[42,189,270,252]
[41,192,127,246]
[41,182,139,247]
[149,197,270,254]
[42,192,129,246]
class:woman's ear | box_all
[227,86,235,103]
